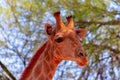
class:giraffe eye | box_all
[55,37,63,43]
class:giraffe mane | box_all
[19,41,48,80]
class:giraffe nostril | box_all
[79,52,84,56]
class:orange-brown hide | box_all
[19,11,88,80]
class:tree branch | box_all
[87,42,120,54]
[77,20,120,26]
[0,61,16,80]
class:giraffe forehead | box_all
[56,28,75,36]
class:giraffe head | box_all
[45,12,88,66]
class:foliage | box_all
[0,0,120,80]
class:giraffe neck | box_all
[19,40,62,80]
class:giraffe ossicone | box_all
[19,11,88,80]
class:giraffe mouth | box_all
[76,57,89,66]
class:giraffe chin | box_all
[76,61,88,66]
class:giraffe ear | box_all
[76,29,87,38]
[45,23,53,35]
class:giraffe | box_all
[19,11,88,80]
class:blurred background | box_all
[0,0,120,80]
